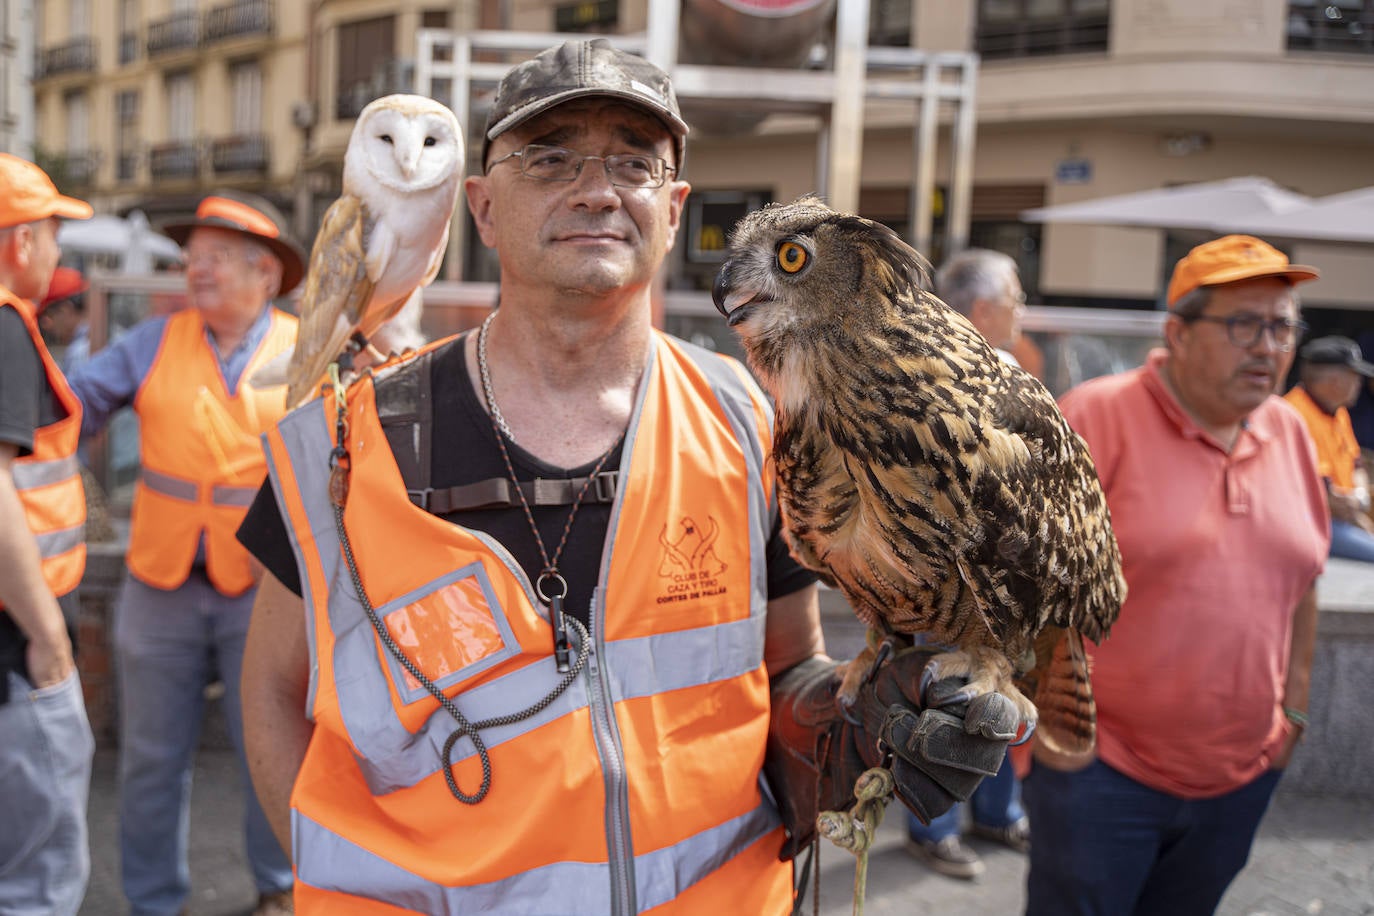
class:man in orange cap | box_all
[1022,235,1329,914]
[37,265,90,372]
[0,153,95,914]
[66,191,301,916]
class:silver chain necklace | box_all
[477,311,517,443]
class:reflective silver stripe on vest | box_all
[34,523,84,559]
[11,454,79,490]
[211,484,259,507]
[141,468,258,506]
[293,790,779,912]
[262,430,321,721]
[139,469,199,501]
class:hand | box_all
[847,644,1019,824]
[25,631,75,689]
[1271,721,1304,769]
[766,647,1019,860]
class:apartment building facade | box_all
[28,0,1374,315]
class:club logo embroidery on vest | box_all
[655,515,728,605]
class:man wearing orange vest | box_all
[236,40,1018,913]
[0,154,95,914]
[66,192,301,916]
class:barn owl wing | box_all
[364,216,399,283]
[419,220,451,288]
[284,194,377,406]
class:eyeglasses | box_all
[485,144,676,189]
[1183,313,1309,351]
[182,247,246,269]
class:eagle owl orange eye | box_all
[777,241,808,274]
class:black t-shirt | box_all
[0,306,79,704]
[237,334,815,627]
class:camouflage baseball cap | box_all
[484,38,689,169]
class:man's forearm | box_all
[1284,583,1319,716]
[0,454,73,685]
[242,572,314,855]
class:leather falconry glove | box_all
[766,644,1020,860]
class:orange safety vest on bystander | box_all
[2,294,85,601]
[127,307,296,596]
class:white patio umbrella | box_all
[58,209,183,270]
[1020,176,1314,234]
[1240,186,1374,245]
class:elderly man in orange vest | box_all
[66,192,302,916]
[0,154,94,916]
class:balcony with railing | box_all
[51,150,100,186]
[147,11,200,56]
[149,141,199,179]
[204,0,273,44]
[211,133,269,173]
[39,38,97,78]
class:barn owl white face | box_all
[347,95,464,193]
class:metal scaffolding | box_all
[414,0,977,279]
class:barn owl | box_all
[713,197,1125,757]
[281,93,464,405]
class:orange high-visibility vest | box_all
[264,332,794,914]
[1,294,85,601]
[127,307,296,595]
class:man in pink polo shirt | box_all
[1023,235,1330,916]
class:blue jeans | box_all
[907,750,1024,842]
[1022,758,1282,916]
[0,670,94,916]
[114,573,292,916]
[1329,519,1374,563]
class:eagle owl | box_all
[283,94,464,405]
[713,197,1125,755]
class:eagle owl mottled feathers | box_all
[283,94,464,405]
[714,196,1125,753]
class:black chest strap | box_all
[374,344,620,515]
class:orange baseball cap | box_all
[1167,234,1319,307]
[38,266,88,313]
[0,153,93,228]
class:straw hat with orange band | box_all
[162,192,307,295]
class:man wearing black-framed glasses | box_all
[1023,234,1330,915]
[237,37,1015,913]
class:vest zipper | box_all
[586,587,636,915]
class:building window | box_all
[335,15,398,120]
[229,59,261,134]
[63,89,95,184]
[976,0,1110,59]
[69,0,89,36]
[1288,0,1373,53]
[554,0,618,33]
[116,89,139,181]
[870,0,914,47]
[167,71,194,141]
[421,9,449,29]
[65,88,88,149]
[119,0,139,64]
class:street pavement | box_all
[78,585,1374,915]
[79,740,1373,915]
